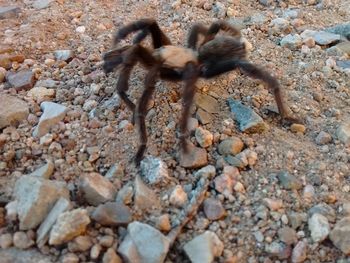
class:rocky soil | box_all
[0,0,349,262]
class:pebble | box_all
[103,248,122,263]
[0,94,29,129]
[169,185,188,207]
[179,145,208,168]
[315,131,332,145]
[196,108,213,125]
[27,87,55,103]
[265,241,291,260]
[326,22,350,38]
[188,117,199,132]
[99,235,114,247]
[105,163,124,179]
[309,203,336,222]
[290,123,306,134]
[278,227,298,245]
[308,213,330,243]
[134,175,160,210]
[7,70,35,91]
[0,6,21,19]
[49,208,91,245]
[214,174,234,195]
[195,93,220,113]
[203,198,226,220]
[291,240,307,263]
[195,127,213,148]
[140,156,169,185]
[61,253,79,263]
[33,0,53,9]
[263,198,283,211]
[92,202,132,226]
[155,214,171,232]
[115,183,133,205]
[280,34,302,50]
[0,233,13,249]
[329,217,350,255]
[54,50,74,62]
[303,185,315,202]
[68,235,93,252]
[218,137,244,156]
[28,161,54,179]
[336,122,350,146]
[90,244,102,259]
[13,231,34,249]
[277,171,302,190]
[300,30,341,45]
[5,201,17,221]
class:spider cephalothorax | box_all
[103,19,300,165]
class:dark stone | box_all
[7,70,35,91]
[277,171,302,190]
[92,202,132,226]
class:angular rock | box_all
[289,212,307,230]
[315,131,332,145]
[195,127,213,148]
[179,145,208,168]
[7,70,35,91]
[196,108,213,125]
[35,78,59,88]
[309,203,336,222]
[184,231,224,263]
[290,123,306,134]
[14,176,69,230]
[169,185,187,207]
[277,171,302,190]
[28,160,54,179]
[103,248,123,263]
[336,122,350,146]
[49,208,90,245]
[227,98,267,133]
[105,163,124,179]
[68,236,93,252]
[79,173,116,206]
[27,87,55,103]
[308,213,330,243]
[0,6,21,19]
[280,34,302,50]
[155,214,171,232]
[326,22,350,39]
[300,30,341,45]
[0,94,29,129]
[218,137,244,156]
[33,102,68,137]
[265,241,291,260]
[118,221,170,263]
[214,174,234,195]
[116,183,133,205]
[36,197,71,246]
[91,202,132,226]
[336,60,350,69]
[33,0,53,9]
[278,227,297,245]
[194,165,216,179]
[195,93,219,113]
[292,240,307,263]
[134,175,160,210]
[329,217,350,255]
[54,50,74,62]
[203,198,226,220]
[140,156,169,185]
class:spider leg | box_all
[203,21,241,44]
[102,45,132,73]
[134,65,160,165]
[114,18,171,48]
[201,60,301,123]
[180,62,199,153]
[187,23,209,50]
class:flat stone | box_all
[35,79,59,88]
[0,94,29,129]
[194,165,216,180]
[118,221,170,263]
[195,93,219,113]
[49,208,90,245]
[227,98,267,133]
[308,213,330,243]
[36,197,71,246]
[179,145,208,168]
[54,50,74,62]
[277,171,302,190]
[91,202,132,226]
[326,22,350,39]
[7,70,35,91]
[290,123,306,134]
[79,173,116,206]
[196,108,213,125]
[329,217,350,255]
[184,231,224,263]
[335,42,350,55]
[134,175,160,210]
[0,6,21,19]
[300,29,341,45]
[0,248,53,263]
[263,198,283,211]
[292,241,307,263]
[336,122,350,146]
[33,102,68,137]
[218,137,244,156]
[155,214,171,232]
[140,156,169,185]
[203,198,226,220]
[28,160,54,179]
[33,0,53,9]
[14,176,69,230]
[280,34,302,50]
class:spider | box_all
[102,19,300,165]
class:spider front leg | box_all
[134,65,160,166]
[179,62,199,153]
[187,23,209,50]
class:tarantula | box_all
[103,19,300,165]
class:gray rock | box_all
[68,236,93,252]
[7,70,35,91]
[315,131,332,145]
[291,241,308,263]
[259,0,273,6]
[195,93,219,113]
[308,213,330,243]
[326,22,350,39]
[213,1,226,19]
[195,127,213,148]
[0,94,29,129]
[218,137,244,156]
[203,198,226,220]
[32,0,53,9]
[196,108,213,125]
[116,183,133,205]
[91,202,132,226]
[28,160,54,179]
[309,203,336,222]
[300,30,341,45]
[183,231,224,263]
[179,145,208,168]
[0,248,53,263]
[265,241,291,260]
[227,98,267,133]
[336,122,350,146]
[140,156,169,185]
[27,87,55,103]
[36,197,71,246]
[105,163,124,179]
[194,165,216,179]
[101,95,121,112]
[278,227,298,245]
[0,6,21,19]
[49,208,91,245]
[79,173,116,206]
[0,233,13,249]
[336,60,350,69]
[169,185,188,207]
[280,34,303,50]
[35,79,58,88]
[13,231,34,249]
[118,221,170,263]
[289,212,307,229]
[277,171,302,190]
[329,217,350,255]
[14,176,69,230]
[244,13,268,25]
[33,102,68,137]
[54,50,74,62]
[134,175,160,210]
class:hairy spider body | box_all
[103,19,300,165]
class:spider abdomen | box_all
[154,45,198,69]
[198,36,246,64]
